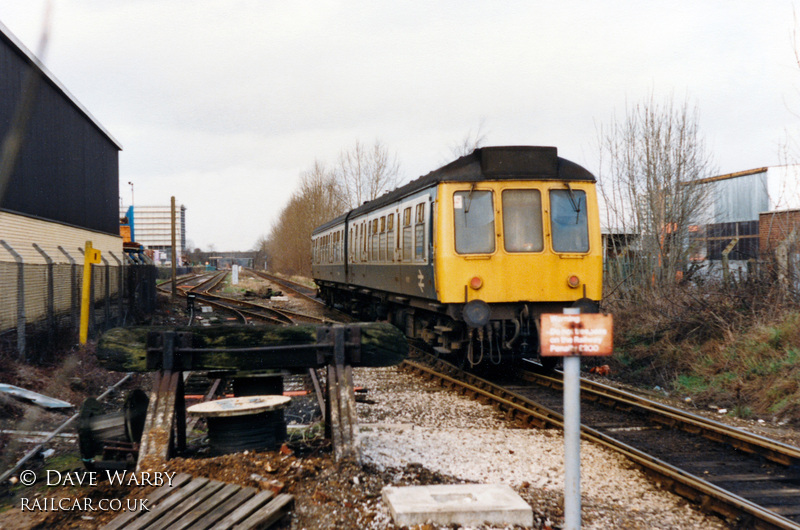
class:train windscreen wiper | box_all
[465,183,476,214]
[564,183,582,223]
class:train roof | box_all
[313,146,595,234]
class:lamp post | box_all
[127,181,134,207]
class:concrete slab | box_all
[382,484,533,527]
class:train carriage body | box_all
[312,146,602,367]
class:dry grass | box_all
[606,275,800,424]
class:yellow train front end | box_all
[433,178,602,365]
[435,180,603,304]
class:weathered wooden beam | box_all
[136,370,182,471]
[97,323,407,372]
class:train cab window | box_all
[414,203,426,261]
[386,213,395,261]
[550,189,589,253]
[402,207,412,261]
[454,190,495,254]
[503,190,543,252]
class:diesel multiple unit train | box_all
[311,146,602,368]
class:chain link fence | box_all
[0,254,156,360]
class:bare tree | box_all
[334,140,401,209]
[598,94,716,298]
[252,234,269,270]
[266,161,346,276]
[449,119,488,158]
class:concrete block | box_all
[382,484,533,527]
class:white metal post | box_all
[563,306,581,529]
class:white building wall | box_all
[766,165,800,211]
[122,204,187,264]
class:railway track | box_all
[247,269,354,322]
[159,270,329,325]
[402,353,800,529]
[247,269,320,303]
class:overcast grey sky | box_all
[1,1,798,251]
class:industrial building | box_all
[600,164,800,283]
[121,203,187,265]
[690,165,800,266]
[0,20,124,343]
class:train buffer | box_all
[96,323,407,469]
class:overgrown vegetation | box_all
[597,93,800,424]
[604,263,800,423]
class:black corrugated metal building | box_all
[0,20,121,234]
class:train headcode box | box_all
[539,313,613,356]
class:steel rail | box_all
[247,269,357,323]
[522,369,800,467]
[155,272,208,292]
[157,271,253,324]
[192,271,328,324]
[401,358,800,529]
[194,288,327,325]
[247,269,322,304]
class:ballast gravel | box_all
[355,366,730,529]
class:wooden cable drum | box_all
[188,395,291,455]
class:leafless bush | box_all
[598,93,716,304]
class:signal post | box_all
[540,310,613,530]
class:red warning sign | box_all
[540,313,613,357]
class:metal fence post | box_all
[108,251,123,327]
[101,254,111,330]
[58,246,78,334]
[0,240,25,359]
[32,243,55,340]
[78,246,96,339]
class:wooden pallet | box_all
[102,473,293,530]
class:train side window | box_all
[414,203,425,261]
[379,216,387,262]
[354,226,359,262]
[371,219,379,261]
[386,213,395,261]
[365,221,370,262]
[502,190,543,252]
[402,207,412,261]
[454,190,495,254]
[361,221,367,262]
[550,189,589,252]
